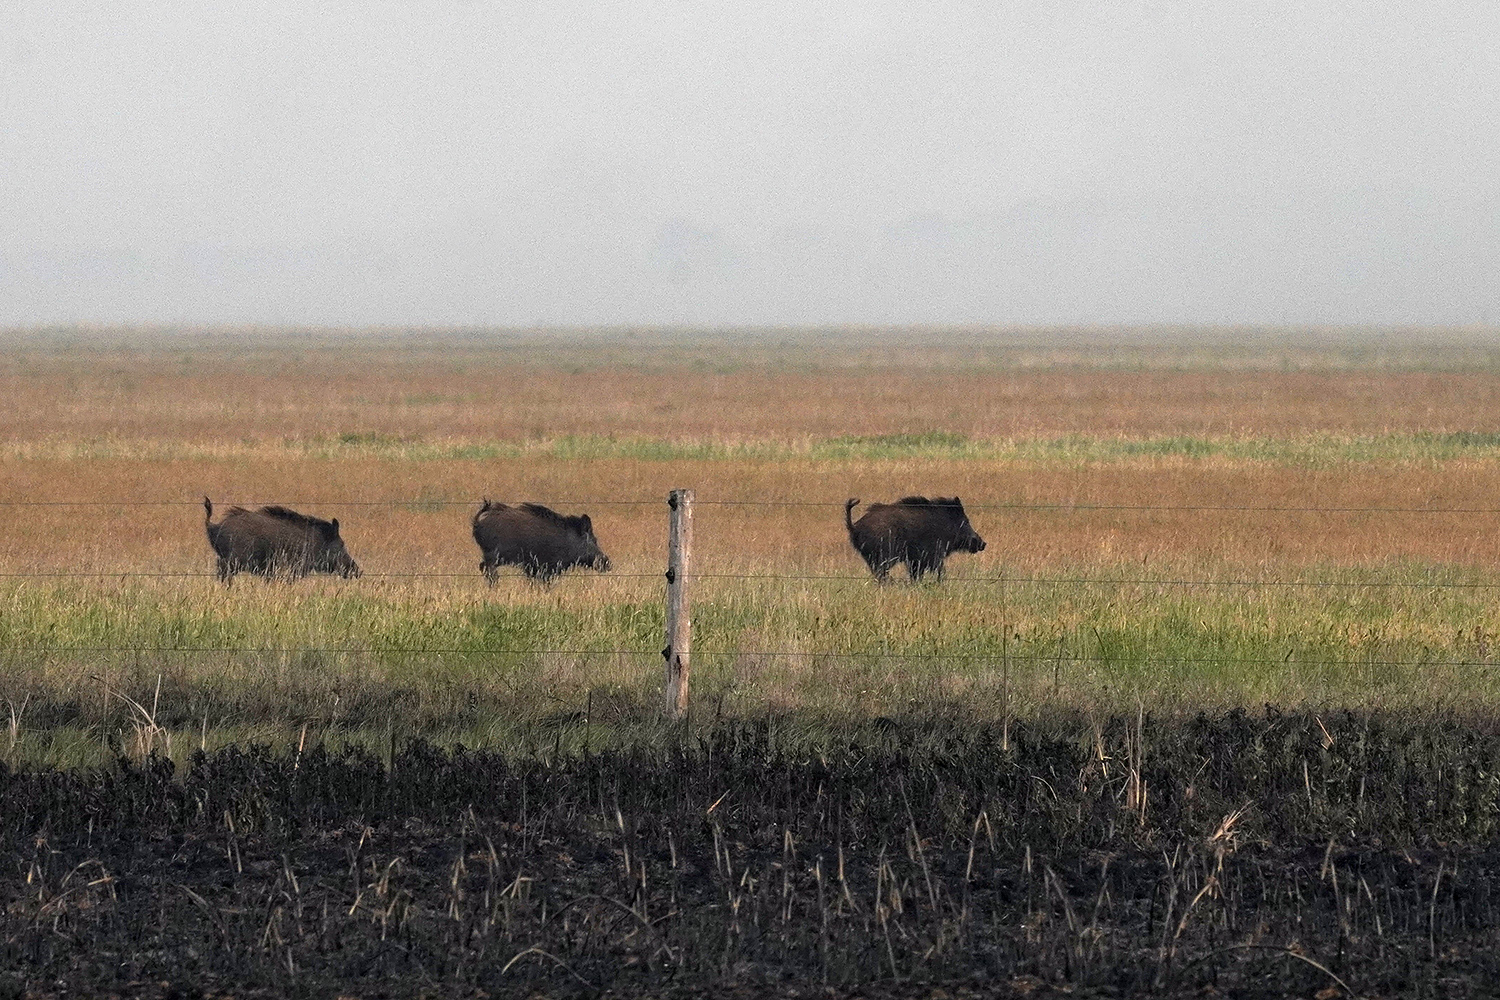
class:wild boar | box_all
[844,495,986,582]
[471,500,612,583]
[203,497,361,584]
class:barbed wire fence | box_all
[4,490,1499,716]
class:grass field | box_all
[6,327,1500,765]
[12,327,1500,996]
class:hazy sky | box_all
[2,2,1496,327]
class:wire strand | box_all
[0,571,663,579]
[696,574,1500,589]
[2,498,1500,513]
[3,570,1499,589]
[4,645,1490,669]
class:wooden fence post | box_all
[663,489,694,719]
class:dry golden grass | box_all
[7,330,1500,444]
[4,456,1500,575]
[4,330,1500,573]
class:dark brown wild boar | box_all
[844,495,986,582]
[203,498,361,584]
[472,500,611,583]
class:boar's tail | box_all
[203,497,219,549]
[844,498,860,536]
[473,498,491,525]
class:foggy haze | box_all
[2,2,1496,328]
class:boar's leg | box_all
[480,559,499,586]
[867,553,899,582]
[520,559,553,584]
[264,555,307,582]
[245,539,276,580]
[852,539,898,582]
[216,557,235,586]
[906,547,947,582]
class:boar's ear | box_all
[581,514,593,532]
[330,518,341,535]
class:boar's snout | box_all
[323,547,361,578]
[592,552,613,572]
[963,529,987,553]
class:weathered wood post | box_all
[663,488,694,718]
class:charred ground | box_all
[4,710,1499,998]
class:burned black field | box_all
[4,711,1500,999]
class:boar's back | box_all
[858,496,970,537]
[473,501,593,561]
[213,505,339,560]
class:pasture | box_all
[6,327,1500,996]
[6,329,1500,764]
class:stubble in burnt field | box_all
[5,711,1500,999]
